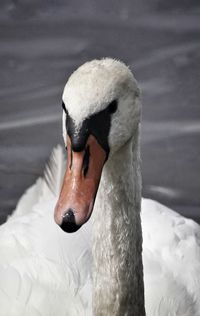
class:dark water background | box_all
[0,0,200,223]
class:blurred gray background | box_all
[0,0,200,224]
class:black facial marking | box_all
[67,118,90,152]
[62,101,67,113]
[82,146,90,177]
[108,99,118,114]
[63,100,118,157]
[70,147,73,170]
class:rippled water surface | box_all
[0,1,200,223]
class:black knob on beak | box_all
[60,209,81,233]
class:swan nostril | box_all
[60,209,81,233]
[82,146,90,177]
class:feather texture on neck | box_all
[92,125,145,316]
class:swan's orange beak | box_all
[54,135,106,232]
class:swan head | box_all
[54,58,141,233]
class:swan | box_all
[0,58,200,316]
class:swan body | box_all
[0,147,199,316]
[0,59,200,315]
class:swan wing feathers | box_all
[43,144,66,198]
[11,145,65,220]
[0,218,92,316]
[0,146,92,316]
[142,199,200,316]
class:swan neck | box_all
[92,127,145,316]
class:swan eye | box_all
[108,100,118,114]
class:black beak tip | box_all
[60,209,81,233]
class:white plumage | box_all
[0,146,199,316]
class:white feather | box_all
[0,146,92,316]
[0,147,199,315]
